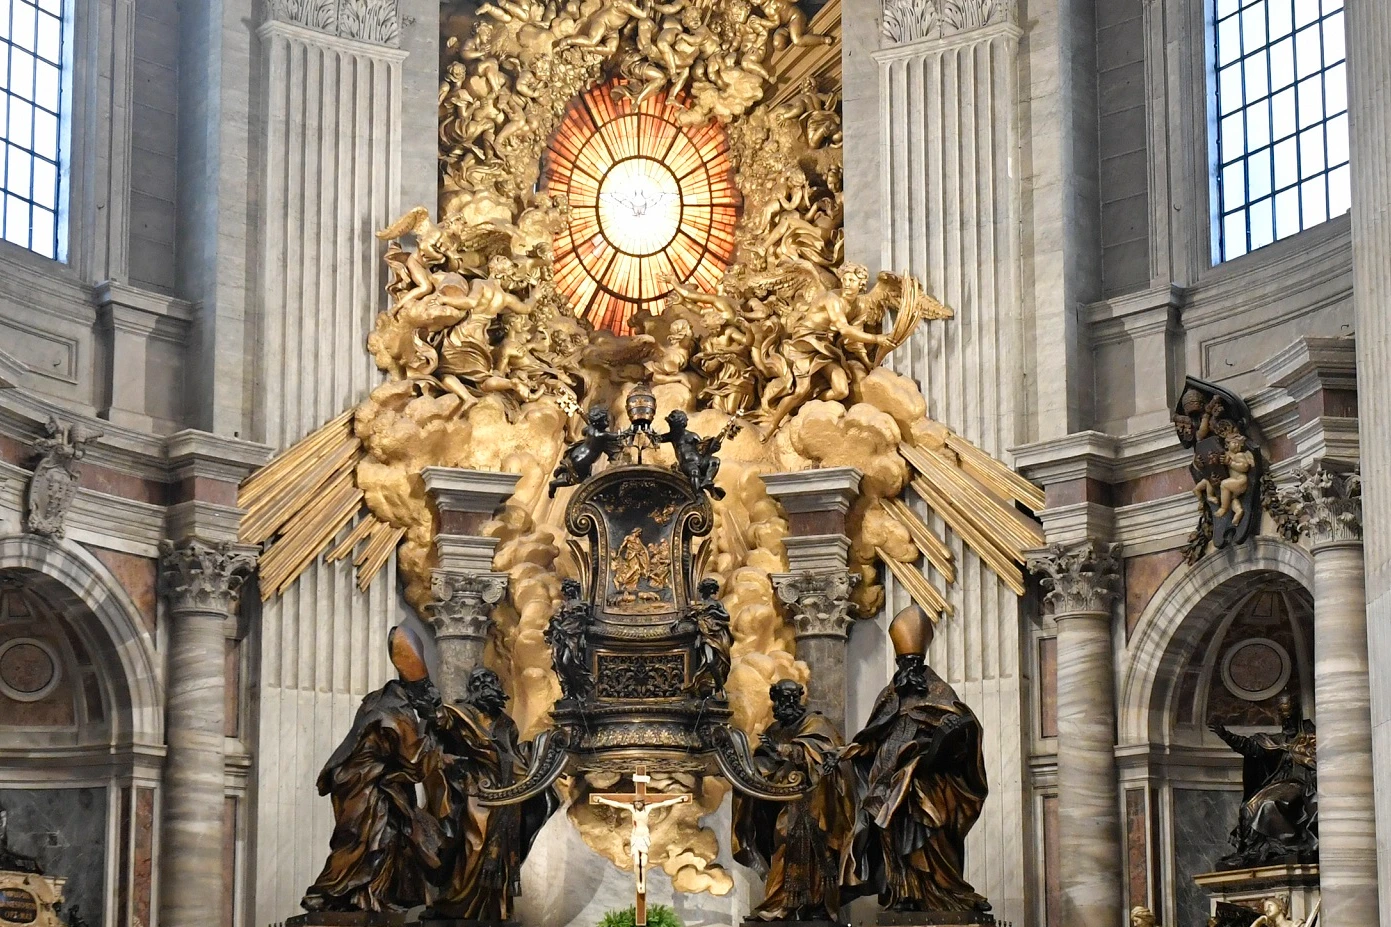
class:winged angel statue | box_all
[237,0,1043,895]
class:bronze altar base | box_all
[285,913,410,927]
[876,911,995,926]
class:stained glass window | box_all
[1213,0,1347,262]
[0,0,64,261]
[542,80,740,335]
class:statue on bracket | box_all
[673,577,733,699]
[732,680,851,923]
[546,577,594,701]
[1172,377,1264,564]
[840,606,993,922]
[1209,694,1318,869]
[301,627,449,914]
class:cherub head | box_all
[561,577,583,600]
[587,406,611,428]
[697,577,720,599]
[668,318,694,343]
[681,5,703,29]
[666,409,689,431]
[1224,431,1248,451]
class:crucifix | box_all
[590,764,692,926]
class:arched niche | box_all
[0,534,165,927]
[1114,537,1315,927]
[1118,537,1314,748]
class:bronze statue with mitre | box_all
[300,627,451,915]
[840,606,993,922]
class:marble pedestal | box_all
[1193,863,1320,923]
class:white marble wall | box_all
[873,19,1028,923]
[1347,1,1391,920]
[246,14,414,927]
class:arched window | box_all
[0,0,67,260]
[1212,0,1347,261]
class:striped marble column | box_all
[1290,466,1377,925]
[1028,541,1123,927]
[159,539,255,927]
[1347,4,1391,921]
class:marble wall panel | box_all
[1172,788,1240,927]
[1042,794,1060,927]
[91,551,157,636]
[1124,549,1184,640]
[0,788,108,927]
[1124,788,1146,910]
[1038,636,1057,739]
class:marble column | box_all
[422,467,519,702]
[770,570,859,731]
[1288,465,1377,925]
[158,539,255,927]
[1027,540,1123,927]
[428,572,509,703]
[1346,3,1391,920]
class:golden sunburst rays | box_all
[542,79,740,335]
[237,411,394,600]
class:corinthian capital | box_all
[772,570,860,639]
[427,571,508,641]
[159,539,256,614]
[1284,464,1362,546]
[1026,540,1122,617]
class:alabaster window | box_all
[0,0,65,261]
[1212,0,1348,262]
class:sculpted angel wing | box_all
[748,257,829,305]
[871,271,954,365]
[377,205,433,242]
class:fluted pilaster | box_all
[1287,466,1376,924]
[873,12,1028,916]
[159,539,255,927]
[1347,5,1391,917]
[427,571,508,703]
[772,570,859,730]
[1028,541,1123,927]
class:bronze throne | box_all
[477,454,808,805]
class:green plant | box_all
[597,904,683,927]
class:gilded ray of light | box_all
[542,79,740,335]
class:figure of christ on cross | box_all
[589,765,692,926]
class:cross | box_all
[589,764,692,926]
